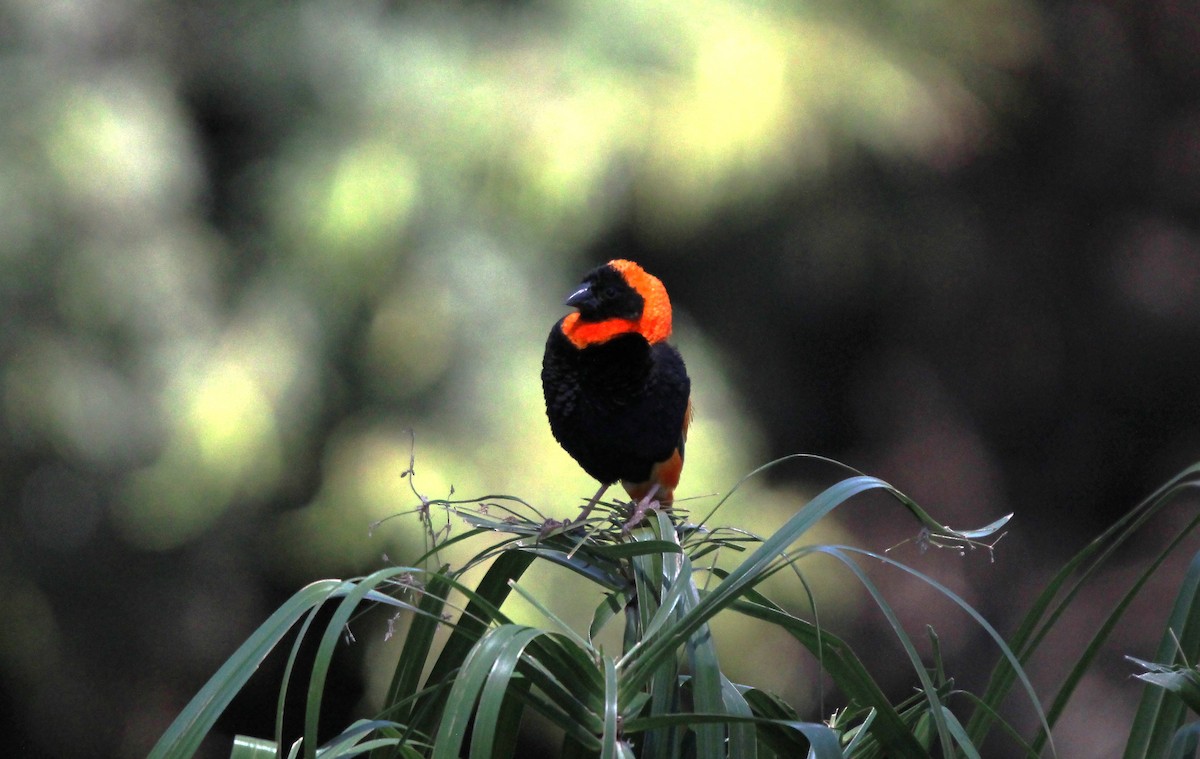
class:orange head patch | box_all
[561,259,673,349]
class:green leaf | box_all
[726,590,925,756]
[432,625,544,759]
[305,567,427,758]
[148,579,348,759]
[1132,664,1200,714]
[742,688,809,757]
[378,570,452,736]
[589,591,627,643]
[412,550,536,740]
[1127,546,1200,758]
[971,463,1200,752]
[467,627,544,759]
[515,546,628,591]
[622,476,895,697]
[600,656,621,759]
[623,712,842,758]
[679,552,729,759]
[807,547,955,756]
[230,735,279,759]
[1167,722,1200,759]
[319,719,405,757]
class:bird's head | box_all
[560,259,673,349]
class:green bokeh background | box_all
[2,0,1198,756]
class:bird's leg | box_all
[622,483,661,532]
[573,482,611,525]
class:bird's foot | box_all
[621,485,662,532]
[538,518,568,539]
[572,482,611,525]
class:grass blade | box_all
[148,580,349,759]
[410,550,535,741]
[726,590,926,756]
[467,627,543,759]
[1126,548,1200,758]
[623,713,841,757]
[230,736,278,758]
[622,476,895,697]
[377,570,452,734]
[809,547,955,756]
[305,568,426,758]
[430,626,528,759]
[1167,722,1200,758]
[969,465,1200,749]
[600,656,621,759]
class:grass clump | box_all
[150,456,1200,758]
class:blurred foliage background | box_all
[1,0,1198,756]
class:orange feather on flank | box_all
[623,397,692,506]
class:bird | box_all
[542,259,692,526]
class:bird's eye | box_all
[602,286,618,299]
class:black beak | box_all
[564,283,595,310]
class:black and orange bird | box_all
[542,259,692,525]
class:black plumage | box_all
[541,260,691,507]
[542,326,690,487]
